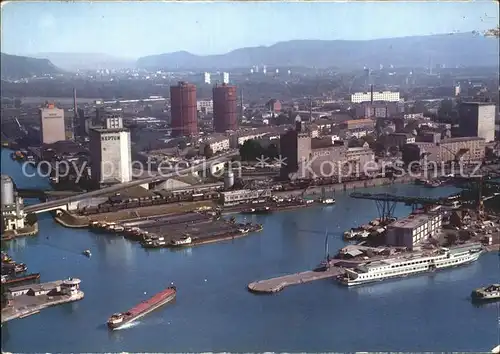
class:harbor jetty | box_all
[248,261,345,293]
[1,278,84,323]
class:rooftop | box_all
[91,127,129,133]
[440,136,485,143]
[8,280,62,294]
[390,213,440,229]
[461,102,496,106]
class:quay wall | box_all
[276,176,414,198]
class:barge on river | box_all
[107,286,176,330]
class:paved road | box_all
[24,151,238,213]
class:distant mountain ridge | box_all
[136,32,499,70]
[32,52,136,71]
[1,53,60,80]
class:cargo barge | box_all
[142,223,263,249]
[240,206,273,215]
[1,273,40,285]
[107,286,176,330]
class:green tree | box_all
[239,139,264,161]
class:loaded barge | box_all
[1,273,40,286]
[142,223,263,249]
[107,286,176,330]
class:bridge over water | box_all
[23,151,238,214]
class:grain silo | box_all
[1,175,15,206]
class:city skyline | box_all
[1,1,498,58]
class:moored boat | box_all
[107,286,176,330]
[338,243,483,286]
[320,198,335,205]
[170,236,192,247]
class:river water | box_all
[1,148,499,352]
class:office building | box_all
[39,103,66,144]
[386,213,442,250]
[170,81,198,137]
[458,102,496,142]
[222,72,229,84]
[351,91,400,103]
[204,72,211,84]
[213,84,238,132]
[89,117,132,186]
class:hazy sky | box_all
[1,1,498,58]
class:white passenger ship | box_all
[338,243,484,286]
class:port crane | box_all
[296,228,337,269]
[349,192,450,220]
[14,117,27,136]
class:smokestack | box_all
[73,88,78,139]
[240,88,243,121]
[309,96,313,122]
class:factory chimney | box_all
[240,89,244,122]
[73,88,78,139]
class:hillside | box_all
[32,53,136,71]
[1,53,60,80]
[137,32,499,70]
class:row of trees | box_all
[239,139,280,162]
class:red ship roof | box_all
[128,287,175,316]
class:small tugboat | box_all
[320,198,336,205]
[113,225,125,233]
[107,286,177,330]
[82,250,92,258]
[424,179,442,188]
[415,178,427,185]
[170,235,192,247]
[471,284,500,303]
[343,229,357,240]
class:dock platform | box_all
[248,266,344,294]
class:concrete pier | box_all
[248,266,344,293]
[1,278,84,323]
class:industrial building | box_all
[1,175,26,232]
[351,91,401,103]
[170,81,198,137]
[213,84,238,133]
[280,121,376,180]
[385,213,442,250]
[39,103,66,145]
[220,189,272,206]
[402,137,486,165]
[199,134,230,154]
[458,102,496,142]
[89,117,132,186]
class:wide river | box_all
[1,148,499,352]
